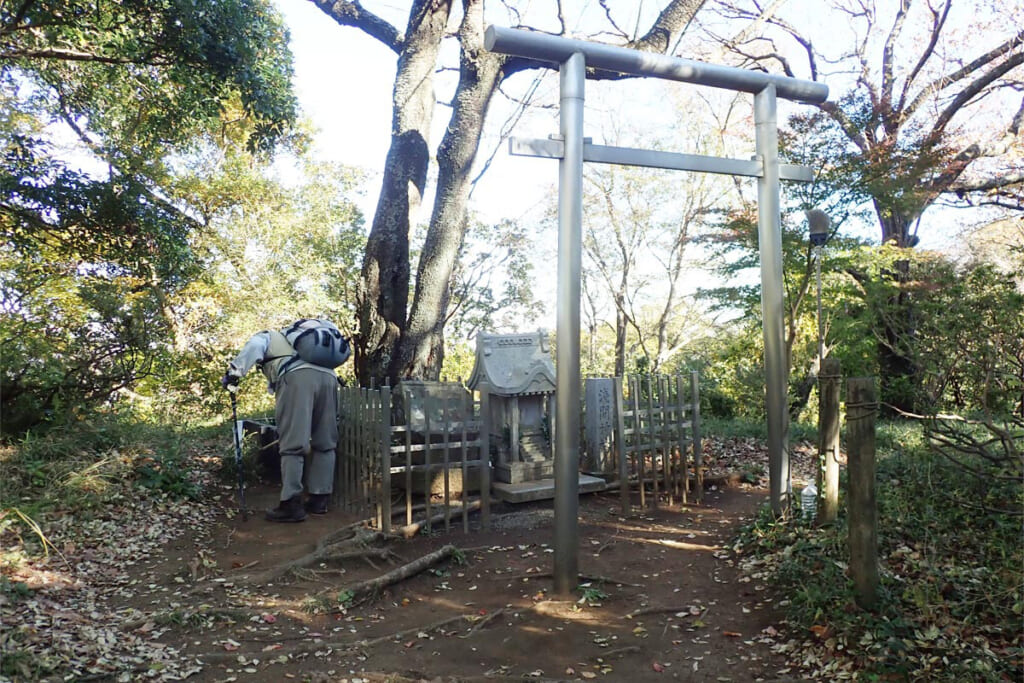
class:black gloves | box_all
[221,371,241,391]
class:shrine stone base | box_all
[494,460,553,484]
[492,474,607,504]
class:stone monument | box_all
[583,377,616,476]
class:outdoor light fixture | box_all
[807,208,830,247]
[806,209,831,367]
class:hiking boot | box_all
[265,495,306,523]
[304,493,329,515]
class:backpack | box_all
[281,319,351,369]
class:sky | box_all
[262,0,1023,336]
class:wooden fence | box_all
[335,383,491,535]
[614,372,703,512]
[334,372,702,533]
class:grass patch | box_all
[0,412,214,569]
[734,419,1023,681]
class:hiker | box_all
[221,319,349,522]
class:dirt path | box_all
[109,480,801,683]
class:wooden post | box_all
[613,376,628,513]
[380,386,392,535]
[676,374,687,504]
[461,389,470,533]
[442,397,451,532]
[630,376,645,510]
[479,382,491,530]
[847,377,879,610]
[690,371,703,504]
[817,357,841,525]
[646,375,658,509]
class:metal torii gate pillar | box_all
[485,25,829,596]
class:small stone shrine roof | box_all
[467,330,556,397]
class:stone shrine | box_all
[467,330,555,484]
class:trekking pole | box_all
[229,387,248,521]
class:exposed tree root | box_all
[120,606,254,632]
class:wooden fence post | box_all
[614,376,628,514]
[380,386,392,535]
[479,382,491,530]
[817,357,841,525]
[690,371,703,504]
[847,377,879,610]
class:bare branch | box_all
[905,29,1024,122]
[308,0,403,53]
[928,50,1024,143]
[596,0,629,41]
[896,0,951,115]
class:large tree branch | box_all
[948,170,1024,194]
[0,47,172,65]
[627,0,706,53]
[927,50,1024,143]
[904,30,1024,122]
[879,0,910,124]
[308,0,403,53]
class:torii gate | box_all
[484,25,829,595]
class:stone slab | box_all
[494,460,553,484]
[492,474,607,504]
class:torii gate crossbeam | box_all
[484,25,829,596]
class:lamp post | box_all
[806,209,831,368]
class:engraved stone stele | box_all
[467,330,556,484]
[583,377,616,475]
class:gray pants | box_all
[274,368,339,501]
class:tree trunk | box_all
[392,0,503,381]
[614,299,627,378]
[879,258,919,415]
[327,0,709,386]
[356,0,452,386]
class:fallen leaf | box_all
[723,631,742,637]
[810,624,830,639]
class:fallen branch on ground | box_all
[624,605,705,619]
[460,607,505,637]
[495,571,641,588]
[314,543,460,609]
[235,529,386,585]
[196,612,474,664]
[393,500,488,539]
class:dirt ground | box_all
[111,477,806,683]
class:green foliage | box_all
[576,583,608,606]
[1,0,298,434]
[736,421,1022,681]
[1,0,297,154]
[446,215,543,341]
